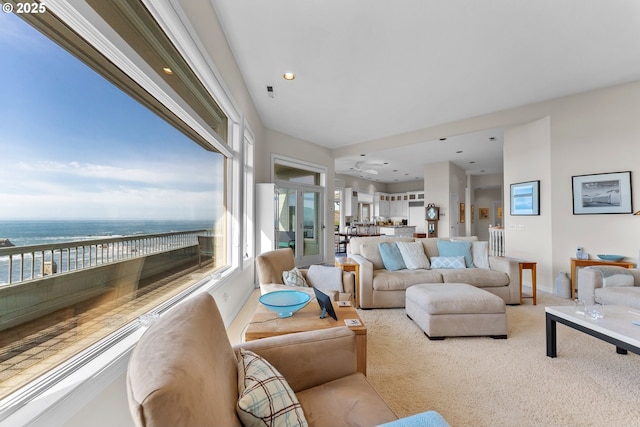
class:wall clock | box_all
[426,204,439,221]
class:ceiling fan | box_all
[352,161,380,175]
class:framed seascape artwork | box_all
[572,171,632,214]
[510,180,540,216]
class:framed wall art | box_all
[479,207,489,220]
[510,180,540,216]
[459,202,465,223]
[572,171,632,214]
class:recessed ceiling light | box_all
[489,137,496,141]
[283,72,295,80]
[440,138,447,141]
[469,161,476,164]
[360,153,366,156]
[162,67,174,75]
[456,150,463,154]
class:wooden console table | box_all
[519,261,537,305]
[570,258,635,299]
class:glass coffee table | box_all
[545,305,640,358]
[244,300,367,374]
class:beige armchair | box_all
[126,292,398,427]
[256,248,355,301]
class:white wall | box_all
[546,84,640,286]
[474,188,502,241]
[502,82,640,292]
[424,162,451,237]
[503,117,552,290]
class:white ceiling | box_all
[210,0,640,183]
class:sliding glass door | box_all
[275,185,323,266]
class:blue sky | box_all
[0,11,222,220]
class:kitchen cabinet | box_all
[374,192,390,218]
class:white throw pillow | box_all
[396,241,430,270]
[430,256,466,269]
[282,267,308,287]
[472,241,490,269]
[306,265,343,292]
[236,348,308,427]
[360,243,385,270]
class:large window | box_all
[0,1,234,408]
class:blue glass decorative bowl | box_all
[597,254,624,262]
[259,290,311,318]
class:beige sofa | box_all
[127,292,400,427]
[578,267,640,308]
[347,236,521,308]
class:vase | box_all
[555,272,571,298]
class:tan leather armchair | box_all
[256,248,355,301]
[126,293,398,427]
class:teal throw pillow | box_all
[378,242,406,271]
[436,240,474,268]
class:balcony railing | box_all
[0,229,211,285]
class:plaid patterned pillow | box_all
[236,348,308,427]
[282,267,309,287]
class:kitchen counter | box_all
[379,226,416,237]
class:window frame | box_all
[0,0,249,423]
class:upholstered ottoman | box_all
[406,283,507,340]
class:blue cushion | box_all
[378,242,406,271]
[377,410,450,427]
[437,240,473,268]
[430,256,466,269]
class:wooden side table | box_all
[335,257,360,308]
[519,261,537,305]
[570,258,635,299]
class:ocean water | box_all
[0,219,213,247]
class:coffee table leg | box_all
[546,313,557,358]
[616,346,628,355]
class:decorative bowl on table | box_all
[597,254,625,262]
[259,290,311,318]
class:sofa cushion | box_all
[348,236,414,256]
[430,256,466,269]
[361,243,385,270]
[306,265,343,292]
[237,348,308,427]
[295,373,397,427]
[596,287,640,309]
[373,269,443,291]
[378,242,406,271]
[472,241,490,269]
[396,241,430,270]
[438,268,510,288]
[437,240,474,268]
[282,267,309,287]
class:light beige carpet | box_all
[357,291,640,427]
